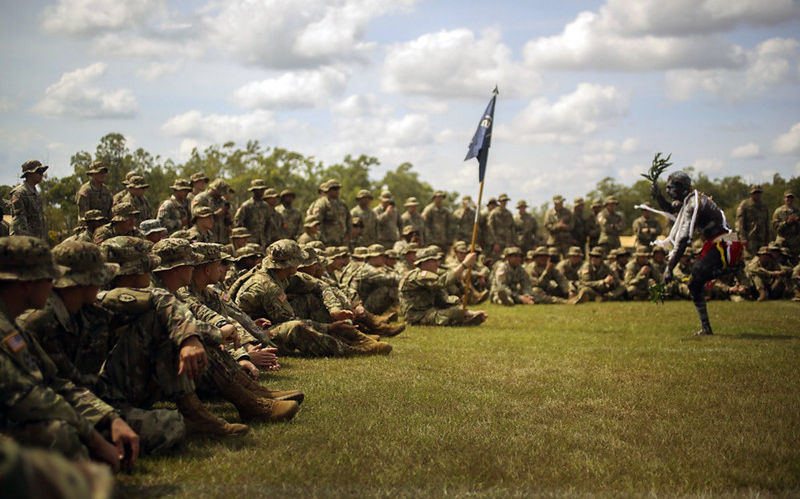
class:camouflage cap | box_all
[604,196,619,205]
[191,242,226,266]
[209,178,230,193]
[591,198,602,208]
[356,189,373,200]
[86,160,108,175]
[236,243,265,260]
[573,197,584,205]
[385,249,399,259]
[126,175,149,189]
[247,179,268,192]
[502,246,523,258]
[190,172,210,183]
[651,245,666,254]
[634,247,651,257]
[139,219,167,236]
[548,247,560,257]
[750,185,763,194]
[401,242,420,255]
[171,178,192,191]
[566,246,584,257]
[82,209,107,222]
[785,191,795,198]
[152,238,201,272]
[111,201,140,222]
[323,179,342,191]
[122,172,138,186]
[365,244,386,258]
[100,236,159,276]
[380,191,393,201]
[352,247,368,260]
[589,246,605,258]
[487,198,498,206]
[401,225,418,236]
[303,216,320,228]
[516,200,528,208]
[298,247,321,267]
[452,241,469,253]
[552,194,565,203]
[280,188,295,198]
[352,216,363,227]
[318,180,331,192]
[432,190,446,199]
[263,239,308,270]
[332,246,350,258]
[404,197,420,207]
[191,205,213,220]
[525,249,536,260]
[52,241,118,288]
[263,188,278,198]
[230,227,252,240]
[612,247,631,257]
[531,246,548,257]
[20,159,49,178]
[414,246,443,265]
[302,240,325,252]
[498,193,510,202]
[0,236,60,282]
[171,229,191,240]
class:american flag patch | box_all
[3,332,26,353]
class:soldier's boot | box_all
[793,289,800,302]
[496,289,515,306]
[693,298,713,336]
[176,393,249,437]
[220,373,300,423]
[331,329,392,356]
[357,311,405,337]
[233,369,304,404]
[474,289,490,304]
[378,308,399,323]
[570,288,591,305]
[757,288,767,302]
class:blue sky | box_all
[1,0,799,206]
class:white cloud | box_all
[666,38,800,101]
[204,0,417,69]
[773,122,800,155]
[620,137,639,153]
[598,0,799,36]
[136,61,183,81]
[501,83,629,144]
[383,28,541,98]
[33,63,137,119]
[523,11,744,72]
[161,109,281,144]
[232,67,348,110]
[93,32,205,60]
[692,158,724,172]
[0,97,16,113]
[41,0,166,36]
[730,142,761,159]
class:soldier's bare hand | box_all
[110,417,139,470]
[220,324,240,348]
[462,252,477,267]
[178,337,207,379]
[238,359,261,379]
[329,320,357,333]
[255,318,271,329]
[247,346,278,369]
[604,275,615,285]
[88,430,121,473]
[519,294,535,304]
[330,310,354,321]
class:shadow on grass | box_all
[117,482,180,498]
[722,333,797,340]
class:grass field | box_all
[116,301,800,497]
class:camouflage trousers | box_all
[362,287,398,315]
[405,305,468,326]
[289,294,332,323]
[626,279,657,300]
[751,274,793,299]
[268,320,364,357]
[530,287,568,304]
[5,420,88,461]
[577,283,626,301]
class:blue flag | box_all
[464,87,497,182]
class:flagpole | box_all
[462,179,484,311]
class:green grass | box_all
[116,301,800,497]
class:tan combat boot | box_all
[234,369,304,404]
[220,374,300,423]
[176,393,249,436]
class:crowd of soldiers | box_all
[2,158,800,495]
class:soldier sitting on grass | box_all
[399,246,487,326]
[490,246,536,306]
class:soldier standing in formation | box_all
[631,203,662,249]
[308,180,350,247]
[234,179,270,247]
[514,200,538,252]
[597,196,625,253]
[487,194,515,259]
[772,190,799,257]
[116,175,152,225]
[157,178,192,235]
[76,161,113,220]
[10,160,48,240]
[736,185,771,258]
[544,195,573,257]
[191,178,232,244]
[401,197,425,241]
[374,191,400,249]
[277,189,303,240]
[422,190,451,250]
[350,189,378,247]
[452,196,475,243]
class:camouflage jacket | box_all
[556,259,582,284]
[487,207,515,248]
[514,212,539,251]
[632,216,662,248]
[736,199,770,245]
[422,203,450,248]
[158,195,190,234]
[234,198,269,247]
[452,206,476,243]
[401,212,425,242]
[276,204,303,239]
[9,183,46,240]
[191,191,230,243]
[21,292,114,388]
[579,261,618,292]
[597,209,625,246]
[571,209,586,248]
[544,207,574,245]
[490,261,533,302]
[308,196,350,246]
[187,226,214,243]
[524,262,569,295]
[351,204,379,246]
[349,262,401,303]
[399,267,460,321]
[374,204,400,247]
[1,301,117,442]
[93,223,143,245]
[117,192,152,225]
[624,259,662,289]
[286,272,348,318]
[76,181,112,220]
[772,204,800,247]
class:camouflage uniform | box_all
[524,247,570,302]
[349,245,401,314]
[452,197,476,243]
[374,193,401,248]
[514,201,539,252]
[187,206,215,243]
[234,179,270,247]
[264,189,286,245]
[9,162,48,240]
[0,237,117,459]
[308,181,351,246]
[490,248,534,306]
[157,179,192,235]
[116,176,152,225]
[736,186,771,257]
[487,194,516,255]
[422,191,451,249]
[191,179,232,244]
[772,191,800,257]
[746,247,792,299]
[234,240,382,357]
[401,198,425,243]
[556,246,585,294]
[597,197,625,252]
[75,161,113,220]
[571,198,587,251]
[351,190,378,247]
[277,190,303,240]
[585,200,602,250]
[0,200,9,237]
[624,250,662,300]
[578,247,625,301]
[631,210,662,249]
[399,248,476,326]
[544,196,574,257]
[93,202,143,244]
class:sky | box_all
[1,0,799,206]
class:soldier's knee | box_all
[122,408,185,456]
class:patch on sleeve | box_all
[118,293,136,303]
[3,332,26,353]
[80,189,89,198]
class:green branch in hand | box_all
[641,152,672,183]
